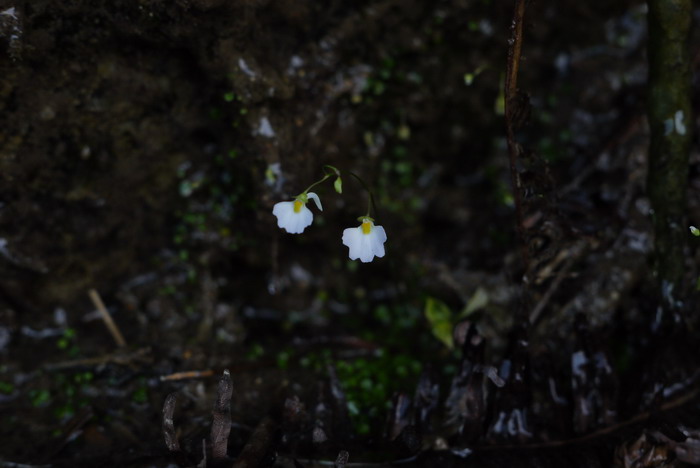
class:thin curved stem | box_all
[301,165,341,195]
[348,172,376,217]
[302,175,331,194]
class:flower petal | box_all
[369,234,385,258]
[285,215,300,234]
[288,214,302,233]
[359,233,374,263]
[298,206,314,232]
[373,225,387,243]
[370,226,386,258]
[297,207,314,233]
[273,201,314,233]
[342,227,363,260]
[273,202,294,229]
[342,222,387,262]
[307,192,323,211]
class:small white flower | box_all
[272,192,322,234]
[342,217,387,263]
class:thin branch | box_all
[475,382,700,451]
[528,256,575,325]
[41,407,94,463]
[162,393,181,452]
[211,369,233,460]
[504,0,529,270]
[88,289,126,348]
[160,370,215,382]
[43,347,151,371]
[529,240,587,324]
[335,450,350,468]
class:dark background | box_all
[1,0,699,466]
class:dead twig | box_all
[288,455,418,467]
[41,407,94,463]
[211,369,233,460]
[88,289,126,348]
[43,347,151,371]
[163,393,180,452]
[504,0,529,270]
[195,272,217,343]
[160,370,216,382]
[334,450,350,468]
[528,255,576,325]
[529,240,587,324]
[476,382,700,451]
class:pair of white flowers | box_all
[273,192,387,263]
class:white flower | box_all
[342,217,387,263]
[272,192,322,234]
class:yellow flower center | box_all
[293,200,304,213]
[361,220,372,234]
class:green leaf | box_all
[464,66,487,86]
[334,177,343,194]
[461,287,489,317]
[424,297,454,349]
[690,226,700,236]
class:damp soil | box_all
[1,0,700,467]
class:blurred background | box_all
[1,0,699,466]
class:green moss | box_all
[56,328,79,356]
[335,352,422,435]
[246,343,265,360]
[0,381,14,394]
[276,350,291,369]
[29,389,51,407]
[74,372,94,384]
[53,404,75,420]
[132,386,148,404]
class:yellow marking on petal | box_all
[293,200,303,213]
[361,220,372,235]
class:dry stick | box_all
[335,450,350,468]
[162,393,181,452]
[285,387,700,466]
[160,369,216,382]
[42,407,94,463]
[504,0,529,271]
[88,289,126,348]
[529,241,587,324]
[528,256,576,325]
[44,347,150,371]
[211,369,233,460]
[288,455,418,468]
[476,383,700,451]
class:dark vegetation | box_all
[1,0,700,466]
